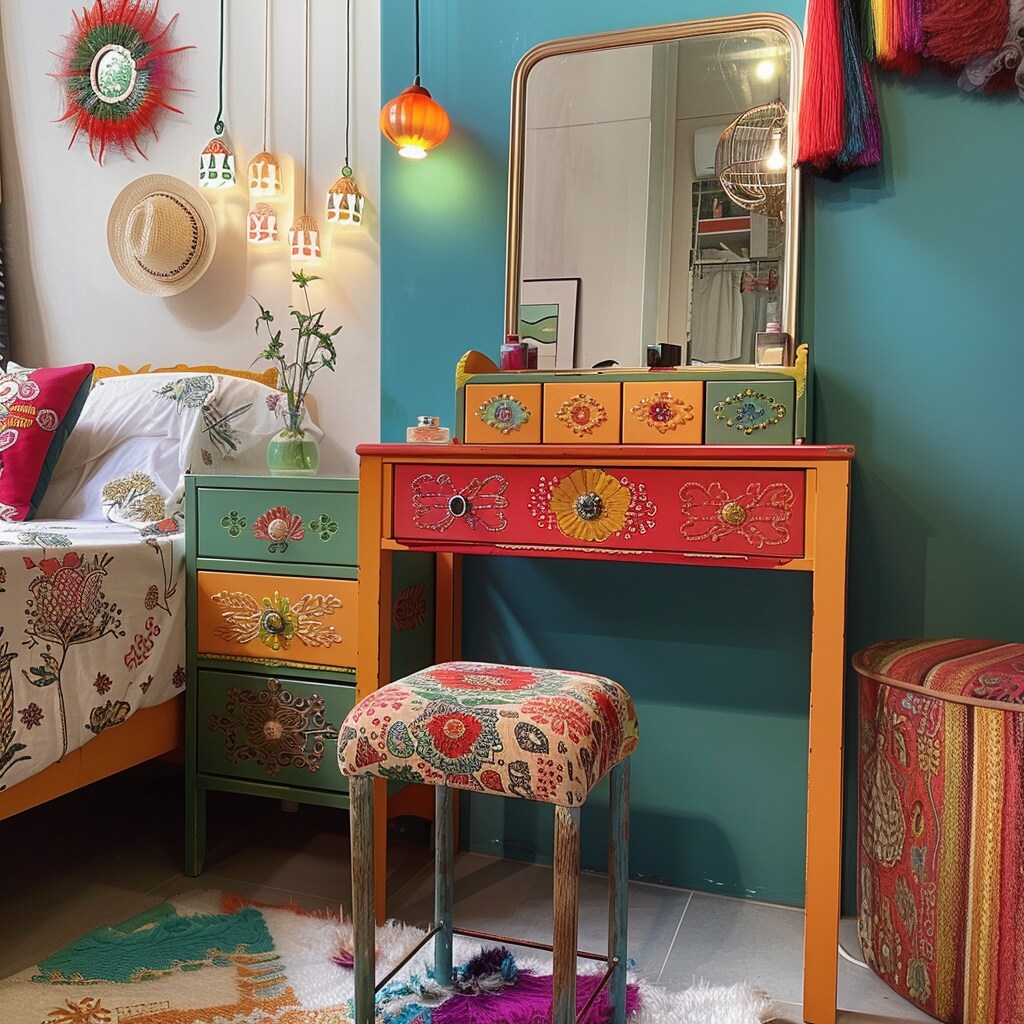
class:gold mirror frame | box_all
[504,14,804,362]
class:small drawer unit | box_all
[704,379,796,445]
[464,383,542,444]
[621,380,704,444]
[542,382,622,444]
[184,474,435,876]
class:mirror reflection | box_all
[510,17,802,370]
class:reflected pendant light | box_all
[326,0,363,225]
[289,0,321,259]
[380,0,450,159]
[248,0,282,202]
[199,0,235,188]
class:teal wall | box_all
[381,1,1024,907]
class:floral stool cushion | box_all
[853,638,1024,1024]
[337,661,639,807]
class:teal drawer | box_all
[704,380,796,444]
[196,483,357,565]
[198,668,353,792]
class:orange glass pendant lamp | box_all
[380,0,449,159]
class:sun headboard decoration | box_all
[92,364,279,388]
[52,0,193,164]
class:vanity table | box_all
[355,440,853,1024]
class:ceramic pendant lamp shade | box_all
[248,151,282,196]
[381,0,450,159]
[326,0,364,225]
[289,213,321,260]
[248,202,279,244]
[199,0,235,189]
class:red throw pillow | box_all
[0,362,95,521]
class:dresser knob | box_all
[720,501,747,526]
[260,609,287,635]
[447,494,471,518]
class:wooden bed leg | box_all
[185,785,205,876]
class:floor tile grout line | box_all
[655,889,691,986]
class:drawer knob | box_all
[575,491,603,522]
[447,494,470,518]
[720,501,748,526]
[260,609,288,635]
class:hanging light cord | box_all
[302,0,309,213]
[214,0,225,135]
[343,0,351,171]
[413,0,421,86]
[262,0,270,150]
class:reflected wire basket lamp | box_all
[380,0,450,159]
[326,0,363,225]
[715,101,788,218]
[248,0,283,205]
[199,0,235,188]
[289,0,320,259]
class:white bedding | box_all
[0,371,305,792]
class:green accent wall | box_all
[381,1,1024,907]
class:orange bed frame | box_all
[0,696,184,820]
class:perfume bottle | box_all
[406,415,451,444]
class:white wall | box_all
[0,0,380,476]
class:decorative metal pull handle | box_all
[719,501,747,526]
[447,494,471,518]
[260,609,287,635]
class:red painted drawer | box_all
[393,464,805,557]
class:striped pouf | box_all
[853,638,1024,1024]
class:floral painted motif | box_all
[212,590,344,653]
[529,473,658,541]
[476,394,531,434]
[393,583,427,632]
[155,375,215,411]
[555,393,608,437]
[629,391,694,434]
[220,510,247,537]
[101,472,168,524]
[44,996,112,1024]
[549,468,631,543]
[678,479,795,549]
[339,661,639,808]
[308,513,339,542]
[712,388,787,435]
[409,472,509,533]
[252,505,305,553]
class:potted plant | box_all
[254,270,340,475]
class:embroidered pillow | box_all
[0,361,95,521]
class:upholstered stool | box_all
[854,638,1024,1024]
[337,660,640,1024]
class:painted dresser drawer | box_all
[197,570,358,670]
[621,380,704,444]
[464,383,542,444]
[195,484,357,565]
[197,668,354,792]
[393,464,805,557]
[542,382,622,444]
[704,380,796,444]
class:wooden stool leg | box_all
[434,786,454,984]
[350,776,376,1024]
[553,804,581,1024]
[608,759,630,1024]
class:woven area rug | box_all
[0,891,779,1023]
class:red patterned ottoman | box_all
[853,638,1024,1024]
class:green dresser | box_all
[184,475,435,876]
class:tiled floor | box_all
[0,762,933,1023]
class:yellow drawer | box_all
[464,383,542,444]
[197,570,358,671]
[542,382,622,443]
[622,380,704,443]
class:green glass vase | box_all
[266,411,320,476]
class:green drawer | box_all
[197,668,354,793]
[704,380,796,444]
[196,483,357,565]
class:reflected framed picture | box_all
[518,277,580,371]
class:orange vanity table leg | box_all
[802,460,851,1024]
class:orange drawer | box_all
[197,571,358,671]
[393,464,806,558]
[622,381,704,444]
[542,382,622,444]
[464,383,542,444]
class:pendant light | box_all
[199,0,235,188]
[248,0,283,203]
[289,0,321,259]
[326,0,364,225]
[380,0,450,159]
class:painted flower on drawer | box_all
[252,505,305,553]
[549,468,631,543]
[212,590,344,652]
[555,393,608,437]
[410,472,509,532]
[678,479,795,548]
[629,391,694,434]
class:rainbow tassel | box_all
[797,0,846,171]
[922,0,1010,69]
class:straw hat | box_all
[107,175,216,296]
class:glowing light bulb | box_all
[755,59,776,81]
[764,129,786,171]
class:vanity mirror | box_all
[505,14,803,370]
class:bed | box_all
[0,365,303,819]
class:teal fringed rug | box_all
[0,891,778,1024]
